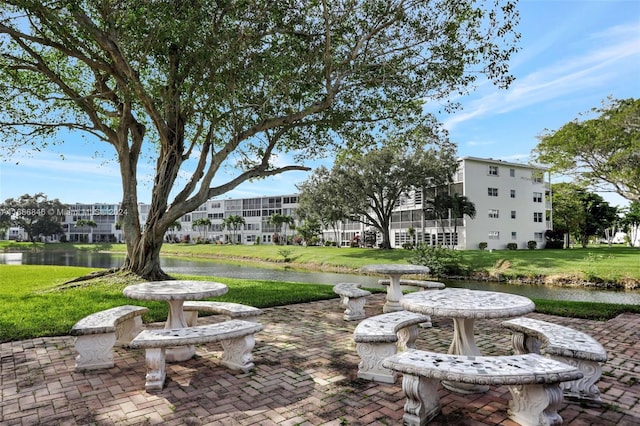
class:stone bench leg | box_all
[115,316,144,346]
[74,332,116,371]
[356,342,397,383]
[400,374,441,426]
[551,355,603,403]
[511,332,602,403]
[508,383,564,426]
[184,311,199,327]
[220,335,256,373]
[340,295,366,321]
[143,348,167,391]
[397,325,419,351]
[510,331,543,355]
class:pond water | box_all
[2,251,639,305]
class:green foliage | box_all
[0,0,522,278]
[409,244,468,277]
[300,134,458,249]
[506,243,518,250]
[533,97,640,202]
[527,240,537,250]
[0,193,66,241]
[478,241,488,250]
[551,183,618,247]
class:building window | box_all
[488,165,499,176]
[488,187,498,197]
[509,168,515,177]
[488,231,500,240]
[488,209,499,218]
[534,212,543,223]
[533,192,543,203]
[532,171,544,183]
[511,210,516,219]
[510,189,516,198]
[534,232,544,241]
[511,231,517,240]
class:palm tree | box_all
[267,213,289,244]
[223,215,245,244]
[75,219,97,243]
[166,220,181,242]
[192,218,211,241]
[425,194,452,246]
[450,193,476,248]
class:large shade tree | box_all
[1,193,66,241]
[533,98,640,202]
[0,1,520,279]
[300,125,458,249]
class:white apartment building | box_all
[387,157,552,250]
[50,157,551,249]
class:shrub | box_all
[527,240,537,250]
[506,243,518,250]
[409,244,468,277]
[478,241,488,250]
[544,229,564,249]
[402,242,414,250]
[324,240,336,247]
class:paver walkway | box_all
[1,293,639,425]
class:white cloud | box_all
[443,21,640,130]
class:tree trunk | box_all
[121,229,171,280]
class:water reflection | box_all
[2,252,639,305]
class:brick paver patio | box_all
[1,293,639,425]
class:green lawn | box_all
[2,241,639,284]
[2,252,640,342]
[0,264,344,342]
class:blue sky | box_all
[1,0,639,208]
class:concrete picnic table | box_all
[360,264,431,313]
[400,287,535,393]
[123,280,228,362]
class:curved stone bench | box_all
[130,320,263,391]
[333,282,371,321]
[378,279,445,327]
[377,279,445,290]
[70,305,149,371]
[501,317,608,403]
[382,350,583,426]
[353,311,431,383]
[183,301,263,326]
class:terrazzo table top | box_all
[360,264,430,275]
[401,288,534,319]
[123,280,228,301]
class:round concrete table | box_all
[123,280,228,362]
[400,288,535,393]
[360,264,431,313]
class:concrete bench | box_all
[129,320,262,391]
[378,279,445,327]
[382,350,583,426]
[183,301,263,326]
[70,305,149,371]
[353,311,431,383]
[377,278,445,290]
[333,282,371,321]
[501,317,608,403]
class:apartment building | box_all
[387,157,552,250]
[50,157,550,249]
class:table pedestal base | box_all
[383,301,404,313]
[445,317,489,394]
[164,301,195,362]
